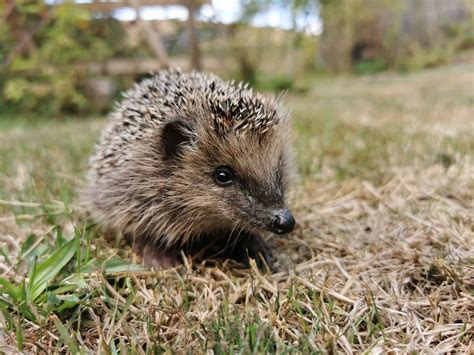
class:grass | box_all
[0,61,473,353]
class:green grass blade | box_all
[15,317,24,351]
[103,258,147,274]
[28,238,77,301]
[0,278,20,301]
[51,314,80,354]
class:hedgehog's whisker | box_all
[229,222,250,258]
[224,221,240,252]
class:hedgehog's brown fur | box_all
[86,69,295,270]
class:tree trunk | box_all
[127,0,169,68]
[186,2,201,70]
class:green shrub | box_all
[0,2,121,116]
[354,59,387,75]
[255,74,294,92]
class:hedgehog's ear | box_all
[162,120,192,160]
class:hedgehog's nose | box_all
[271,209,295,235]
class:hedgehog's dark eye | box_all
[214,166,234,186]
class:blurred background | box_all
[1,0,473,117]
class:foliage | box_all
[255,73,294,91]
[353,58,387,75]
[318,0,474,73]
[230,0,319,84]
[232,0,473,77]
[0,2,122,116]
[394,20,474,71]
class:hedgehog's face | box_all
[208,161,296,235]
[161,116,295,237]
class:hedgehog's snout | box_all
[270,208,295,235]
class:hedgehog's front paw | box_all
[244,234,275,272]
[140,246,181,270]
[226,233,274,272]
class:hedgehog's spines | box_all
[121,68,283,137]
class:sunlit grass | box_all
[0,62,472,352]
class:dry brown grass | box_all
[0,61,473,353]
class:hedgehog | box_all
[86,69,295,270]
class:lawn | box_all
[0,61,473,353]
